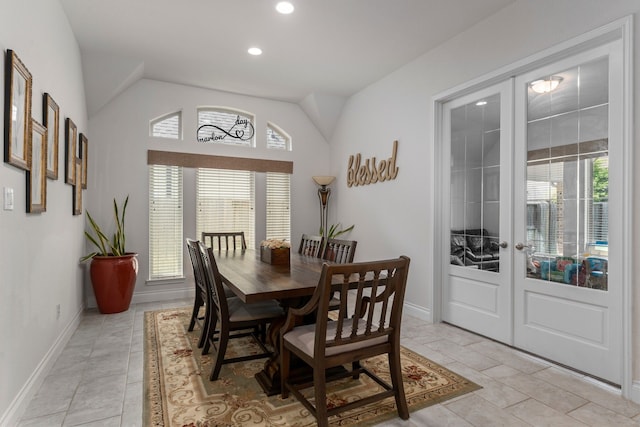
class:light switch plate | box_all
[4,187,14,210]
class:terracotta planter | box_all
[90,253,138,314]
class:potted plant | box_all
[81,195,138,314]
[321,223,355,260]
[321,223,355,239]
[260,239,291,266]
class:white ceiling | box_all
[60,0,515,121]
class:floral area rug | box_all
[144,307,480,426]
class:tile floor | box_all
[17,298,640,426]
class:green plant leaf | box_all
[82,195,130,261]
[322,223,355,239]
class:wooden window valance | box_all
[147,150,293,174]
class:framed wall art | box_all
[80,133,88,189]
[4,49,33,171]
[27,119,47,213]
[43,93,60,179]
[65,117,77,185]
[73,158,82,215]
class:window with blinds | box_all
[196,168,255,249]
[149,165,183,280]
[197,107,255,147]
[150,111,181,139]
[266,172,291,242]
[267,122,291,150]
[527,153,609,259]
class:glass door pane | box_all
[524,58,609,291]
[450,93,501,272]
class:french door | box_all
[442,81,513,344]
[512,40,623,384]
[442,39,623,384]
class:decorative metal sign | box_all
[197,115,255,143]
[347,140,399,187]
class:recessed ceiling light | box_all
[276,1,294,14]
[248,47,262,56]
[476,101,487,106]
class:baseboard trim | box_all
[85,288,194,309]
[0,305,84,427]
[630,381,640,404]
[131,288,194,305]
[404,301,431,322]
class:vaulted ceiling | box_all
[60,0,515,138]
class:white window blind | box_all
[150,111,181,139]
[267,122,291,150]
[266,172,291,241]
[196,168,255,249]
[149,165,183,280]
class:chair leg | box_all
[202,317,217,355]
[388,347,409,420]
[188,300,200,332]
[253,325,263,343]
[280,343,290,399]
[197,304,211,349]
[351,360,361,379]
[314,365,329,427]
[210,328,229,381]
[259,323,267,344]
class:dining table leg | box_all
[255,318,286,395]
[254,297,305,396]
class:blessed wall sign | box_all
[347,140,399,187]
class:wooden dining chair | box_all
[322,238,357,263]
[197,241,285,381]
[298,234,324,257]
[280,256,411,427]
[185,238,210,349]
[202,231,247,251]
[186,238,237,352]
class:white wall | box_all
[329,0,640,392]
[86,79,330,303]
[0,0,87,423]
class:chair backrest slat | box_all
[197,241,229,319]
[186,238,207,294]
[322,238,357,263]
[202,231,247,251]
[298,234,324,257]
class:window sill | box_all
[146,277,185,286]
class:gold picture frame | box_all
[65,118,77,185]
[4,49,32,171]
[27,119,47,213]
[43,93,59,179]
[80,133,88,189]
[73,158,82,215]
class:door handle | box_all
[515,242,532,251]
[499,241,508,248]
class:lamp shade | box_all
[312,176,335,186]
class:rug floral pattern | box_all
[144,308,480,426]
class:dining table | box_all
[214,249,332,395]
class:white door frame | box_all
[431,16,633,399]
